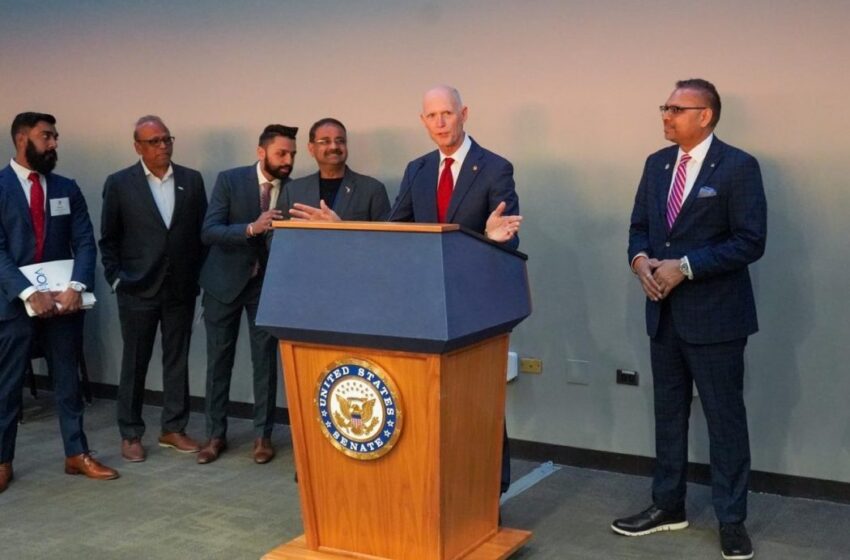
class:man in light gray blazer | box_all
[278,118,389,221]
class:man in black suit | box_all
[100,115,208,462]
[278,118,389,221]
[615,79,766,560]
[197,124,296,465]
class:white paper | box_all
[18,259,96,317]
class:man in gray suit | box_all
[278,118,389,221]
[196,124,296,465]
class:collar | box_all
[256,161,281,188]
[439,133,472,166]
[10,157,42,184]
[677,133,714,164]
[140,159,174,181]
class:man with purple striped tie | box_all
[616,79,767,560]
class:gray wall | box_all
[2,0,848,483]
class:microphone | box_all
[386,158,426,222]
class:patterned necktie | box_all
[260,182,272,212]
[29,172,46,262]
[436,157,454,223]
[666,153,692,230]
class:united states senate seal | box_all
[315,358,403,460]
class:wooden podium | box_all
[256,222,532,560]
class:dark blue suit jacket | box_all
[390,138,520,249]
[200,164,288,304]
[628,137,767,344]
[0,164,96,320]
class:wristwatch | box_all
[678,258,692,279]
[68,281,85,293]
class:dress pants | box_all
[203,276,277,440]
[650,304,750,523]
[0,311,89,462]
[116,281,195,439]
[501,424,511,494]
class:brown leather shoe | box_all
[121,438,146,462]
[158,432,201,453]
[64,453,120,480]
[0,462,12,493]
[253,437,275,464]
[197,438,226,464]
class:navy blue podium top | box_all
[257,222,531,354]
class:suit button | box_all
[665,242,671,247]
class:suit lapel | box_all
[303,173,321,208]
[655,146,678,221]
[171,165,186,229]
[3,166,35,231]
[446,140,484,223]
[414,152,440,223]
[246,165,262,213]
[333,167,355,217]
[675,138,725,226]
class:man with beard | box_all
[0,112,119,493]
[196,124,296,465]
[99,115,208,462]
[278,118,389,221]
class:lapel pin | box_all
[472,165,478,172]
[710,163,715,168]
[345,185,351,194]
[665,163,670,170]
[177,185,184,191]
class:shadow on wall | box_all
[62,138,137,385]
[509,158,619,450]
[744,156,808,475]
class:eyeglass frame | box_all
[311,137,347,147]
[136,136,175,147]
[659,105,707,116]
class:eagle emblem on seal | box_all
[334,395,379,435]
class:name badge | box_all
[50,197,71,216]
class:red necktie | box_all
[666,153,692,230]
[29,172,46,262]
[436,157,454,223]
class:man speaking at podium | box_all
[290,86,523,495]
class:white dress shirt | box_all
[256,162,282,210]
[141,159,175,227]
[438,133,473,188]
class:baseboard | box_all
[509,438,850,506]
[25,376,849,505]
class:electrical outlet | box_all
[519,358,543,374]
[616,369,639,386]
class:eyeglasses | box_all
[659,105,706,116]
[137,136,175,147]
[312,138,347,146]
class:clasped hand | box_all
[633,257,685,302]
[27,288,83,318]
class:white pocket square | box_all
[697,186,717,198]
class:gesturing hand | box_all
[289,200,341,222]
[485,201,522,243]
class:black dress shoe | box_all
[611,505,688,536]
[720,523,754,559]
